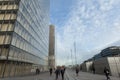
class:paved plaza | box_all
[66,69,120,80]
[1,69,120,80]
[1,72,56,80]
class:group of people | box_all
[49,66,66,80]
[37,66,110,80]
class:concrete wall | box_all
[81,63,87,72]
[86,61,93,72]
[0,61,32,78]
[81,61,93,72]
[94,57,120,77]
[108,57,120,77]
[94,57,110,75]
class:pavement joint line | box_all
[66,70,76,80]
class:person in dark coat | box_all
[36,68,40,75]
[61,66,65,80]
[55,67,60,80]
[76,66,79,76]
[49,68,53,76]
[92,67,95,74]
[58,67,61,76]
[64,67,66,72]
[104,67,110,80]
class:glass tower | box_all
[0,0,49,78]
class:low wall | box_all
[94,57,120,77]
[81,61,93,72]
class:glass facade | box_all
[0,0,49,78]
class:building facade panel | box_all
[0,0,49,78]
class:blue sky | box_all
[50,0,120,65]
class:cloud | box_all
[55,0,120,65]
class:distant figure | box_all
[58,67,61,76]
[36,68,40,75]
[75,66,79,76]
[61,66,65,80]
[64,67,66,72]
[104,67,110,80]
[55,67,60,80]
[92,67,95,74]
[49,68,53,76]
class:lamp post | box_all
[74,41,77,65]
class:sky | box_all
[50,0,120,65]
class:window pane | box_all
[1,5,7,10]
[8,24,14,31]
[1,24,8,31]
[11,34,17,45]
[4,14,11,20]
[1,47,9,57]
[7,5,13,9]
[4,35,11,44]
[0,14,4,20]
[11,14,16,19]
[0,35,5,44]
[14,50,18,59]
[13,5,18,9]
[9,48,14,58]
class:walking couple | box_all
[55,66,66,80]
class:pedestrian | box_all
[64,67,66,72]
[104,67,110,80]
[49,68,53,76]
[58,66,61,76]
[61,66,65,80]
[36,68,40,75]
[75,65,79,76]
[55,67,60,80]
[92,67,95,74]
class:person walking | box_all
[75,65,79,76]
[61,66,65,80]
[58,66,61,76]
[36,68,40,75]
[49,68,53,76]
[104,67,110,80]
[92,67,95,74]
[55,67,60,80]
